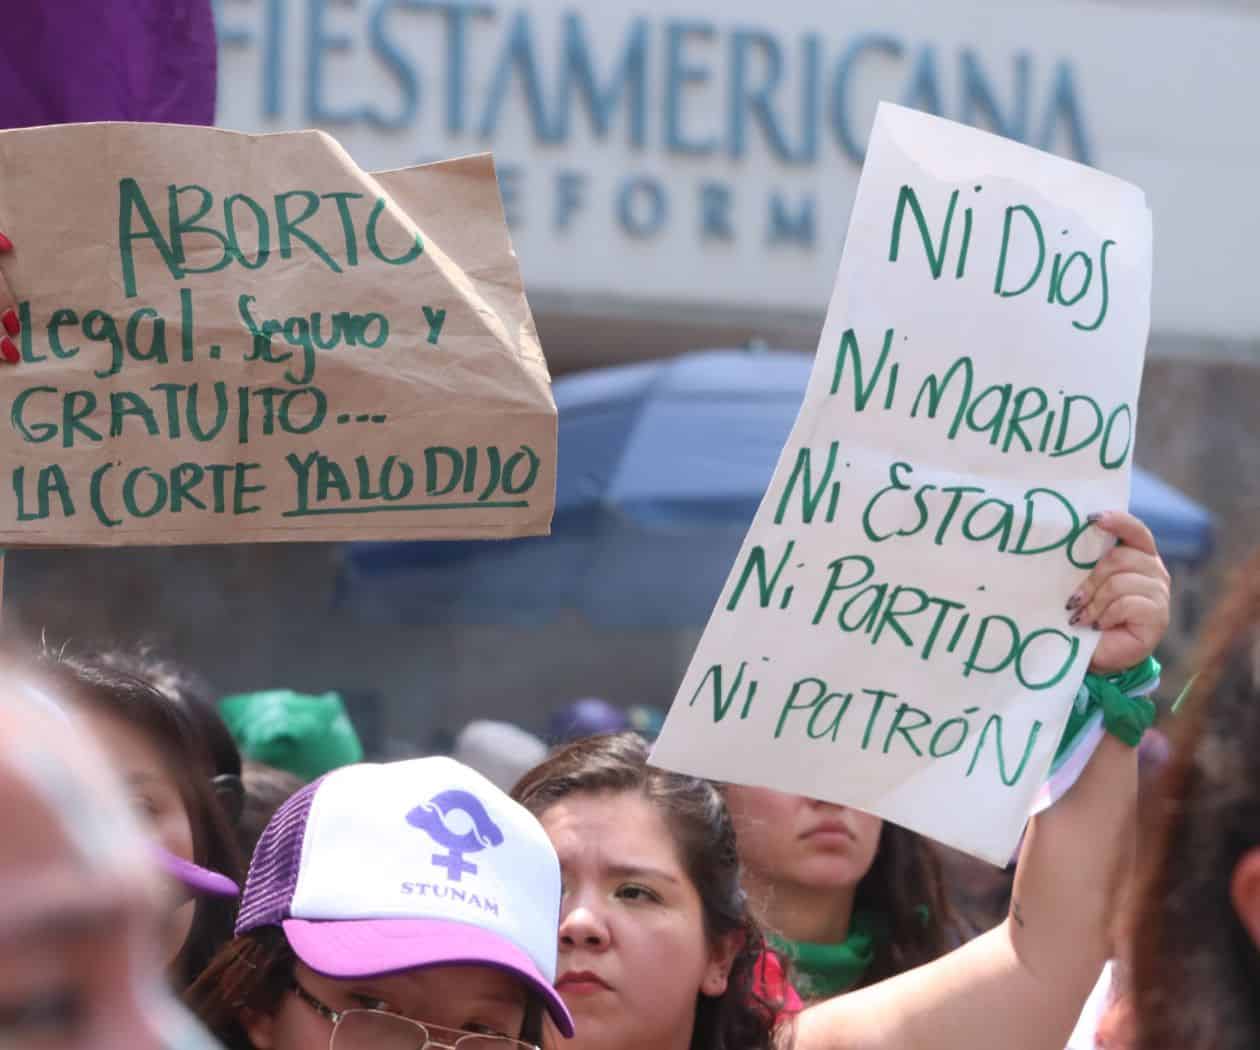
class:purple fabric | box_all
[0,1,217,129]
[547,698,630,744]
[235,776,323,934]
[284,917,575,1036]
[156,847,240,899]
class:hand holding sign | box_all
[650,104,1155,863]
[1077,511,1171,674]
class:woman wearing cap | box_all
[189,756,574,1050]
[513,510,1169,1050]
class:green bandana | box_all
[219,690,364,782]
[1053,656,1162,770]
[769,910,887,1000]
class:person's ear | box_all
[1229,846,1260,949]
[700,930,744,997]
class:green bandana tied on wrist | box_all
[769,910,889,1000]
[1053,656,1161,769]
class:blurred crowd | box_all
[3,528,1260,1050]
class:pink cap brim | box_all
[282,917,574,1037]
[156,847,240,899]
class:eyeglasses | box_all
[292,981,540,1050]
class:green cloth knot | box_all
[1053,656,1160,765]
[1084,670,1158,747]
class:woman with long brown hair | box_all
[723,789,954,1000]
[1131,546,1260,1050]
[36,648,245,992]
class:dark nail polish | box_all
[0,337,18,363]
[1069,610,1082,626]
[1091,621,1100,631]
[1,309,18,336]
[1066,592,1083,611]
[1086,512,1103,524]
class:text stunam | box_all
[400,882,499,915]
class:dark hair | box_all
[187,927,294,1050]
[849,824,955,985]
[512,731,781,1050]
[1132,550,1260,1050]
[237,761,304,861]
[188,928,545,1049]
[38,647,246,991]
[725,788,956,991]
[92,648,246,825]
[936,847,1014,941]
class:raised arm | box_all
[790,511,1169,1050]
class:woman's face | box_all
[74,706,196,965]
[724,785,883,895]
[539,790,736,1050]
[247,962,529,1050]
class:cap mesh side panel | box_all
[235,777,322,933]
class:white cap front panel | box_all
[289,757,562,981]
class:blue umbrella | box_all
[339,351,1214,627]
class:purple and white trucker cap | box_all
[236,756,573,1036]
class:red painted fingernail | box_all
[0,337,19,363]
[0,231,11,252]
[1,309,18,336]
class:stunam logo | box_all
[405,789,505,882]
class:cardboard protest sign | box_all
[650,103,1152,863]
[0,125,555,545]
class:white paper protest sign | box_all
[649,103,1152,864]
